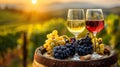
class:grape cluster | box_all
[43,30,67,52]
[53,43,75,59]
[76,35,93,56]
[95,38,105,54]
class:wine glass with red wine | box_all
[86,9,104,52]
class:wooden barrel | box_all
[33,47,118,67]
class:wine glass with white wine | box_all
[67,9,85,39]
[67,9,85,60]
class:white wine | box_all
[67,20,85,36]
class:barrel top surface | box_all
[34,47,118,67]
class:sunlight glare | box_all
[32,0,37,4]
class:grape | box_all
[70,38,76,43]
[99,44,104,54]
[97,38,102,44]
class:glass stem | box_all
[75,35,78,47]
[75,35,78,39]
[72,35,79,60]
[93,33,97,52]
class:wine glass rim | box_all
[68,9,84,11]
[86,8,104,20]
[86,9,102,11]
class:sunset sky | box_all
[0,0,120,6]
[0,0,119,11]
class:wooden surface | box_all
[33,47,118,67]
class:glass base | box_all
[71,53,80,60]
[91,52,102,59]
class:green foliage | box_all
[0,32,21,56]
[105,14,120,46]
[104,14,120,65]
[0,10,26,25]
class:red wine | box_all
[86,20,104,33]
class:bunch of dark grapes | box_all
[53,43,75,59]
[76,35,93,56]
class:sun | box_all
[32,0,37,4]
